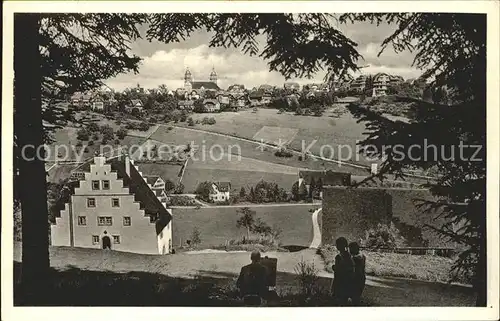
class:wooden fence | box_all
[361,246,461,257]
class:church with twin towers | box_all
[183,67,220,91]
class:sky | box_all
[105,18,423,91]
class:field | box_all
[150,126,369,175]
[181,168,298,193]
[172,206,315,248]
[47,124,146,162]
[134,162,183,184]
[185,107,373,166]
[252,126,299,145]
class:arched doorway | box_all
[102,236,111,250]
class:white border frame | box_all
[2,2,499,321]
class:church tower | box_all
[184,67,193,83]
[209,67,217,84]
[184,67,193,92]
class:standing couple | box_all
[331,237,366,306]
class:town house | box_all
[51,156,173,255]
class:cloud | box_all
[106,21,423,91]
[107,43,325,91]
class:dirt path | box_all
[309,208,322,249]
[170,202,321,209]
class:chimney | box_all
[125,156,130,177]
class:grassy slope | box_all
[151,126,369,175]
[47,126,145,162]
[186,108,373,166]
[318,245,465,284]
[14,244,475,306]
[172,206,314,248]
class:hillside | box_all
[13,243,475,306]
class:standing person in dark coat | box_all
[236,250,269,306]
[331,237,354,306]
[349,241,366,306]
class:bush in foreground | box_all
[317,245,468,284]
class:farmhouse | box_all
[320,186,457,248]
[248,91,263,106]
[284,82,301,92]
[258,84,273,93]
[125,99,144,115]
[70,91,93,108]
[349,75,368,93]
[217,93,231,106]
[51,156,173,255]
[209,181,231,202]
[91,97,105,111]
[228,84,245,93]
[298,170,351,198]
[230,93,248,110]
[144,175,170,204]
[261,92,273,105]
[203,99,221,112]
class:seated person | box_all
[236,250,269,306]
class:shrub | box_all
[294,259,320,298]
[92,133,99,140]
[116,128,128,140]
[114,139,120,145]
[190,227,201,247]
[179,113,187,122]
[169,196,197,206]
[201,117,216,125]
[274,148,293,158]
[101,138,108,145]
[167,126,173,131]
[187,117,195,126]
[173,183,185,194]
[88,140,94,146]
[76,140,83,147]
[195,181,213,202]
[87,122,100,132]
[76,128,90,141]
[139,122,150,131]
[362,223,406,249]
[100,125,115,141]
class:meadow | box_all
[180,167,298,193]
[150,126,369,175]
[185,107,373,166]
